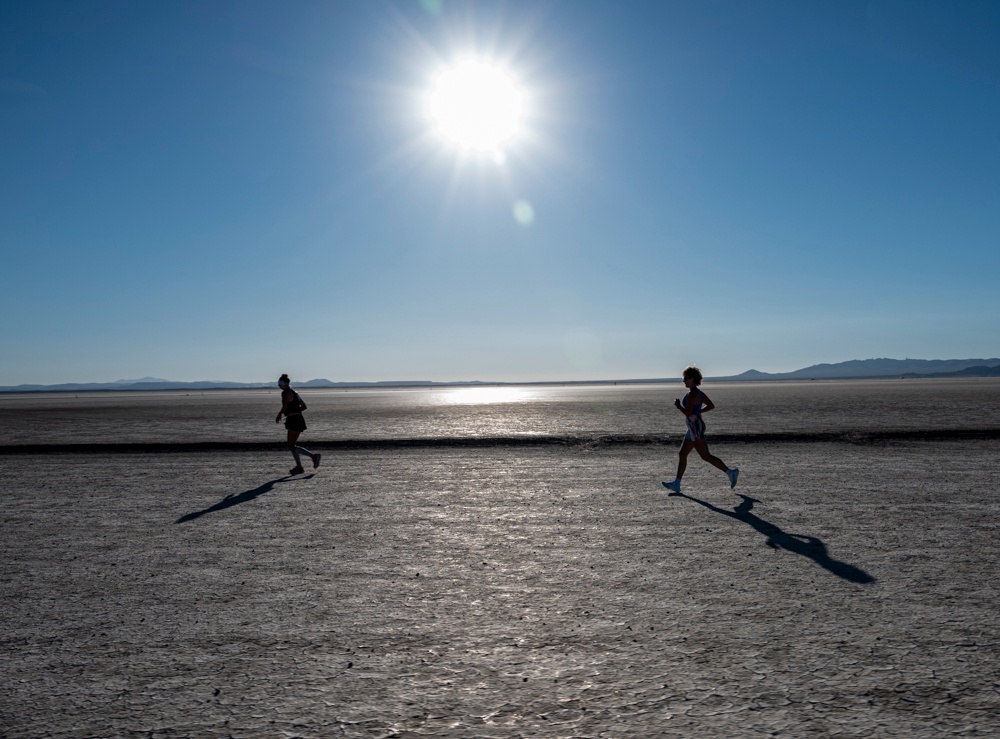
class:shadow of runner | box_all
[175,474,314,523]
[669,492,876,584]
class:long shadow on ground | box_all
[669,492,876,584]
[176,474,314,523]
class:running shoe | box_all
[662,480,680,494]
[727,468,740,489]
[289,466,305,475]
[313,453,322,469]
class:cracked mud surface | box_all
[4,382,1000,737]
[3,437,1000,737]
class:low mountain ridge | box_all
[3,358,999,392]
[721,358,1000,381]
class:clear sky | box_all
[2,0,998,385]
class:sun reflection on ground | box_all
[439,386,532,405]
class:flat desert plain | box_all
[2,381,1000,737]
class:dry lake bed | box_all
[2,381,1000,737]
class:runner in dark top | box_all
[275,374,320,475]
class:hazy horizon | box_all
[2,1,998,386]
[5,355,1000,389]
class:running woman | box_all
[275,374,321,475]
[662,366,738,493]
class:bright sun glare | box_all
[441,386,531,405]
[426,58,525,155]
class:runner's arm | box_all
[276,390,292,422]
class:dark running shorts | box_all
[284,413,307,432]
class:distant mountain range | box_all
[2,358,999,393]
[0,378,442,393]
[720,358,1000,381]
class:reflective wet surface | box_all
[2,378,999,445]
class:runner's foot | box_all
[289,466,305,475]
[727,468,739,489]
[313,453,322,469]
[662,480,680,494]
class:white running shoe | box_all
[662,480,680,494]
[727,468,739,489]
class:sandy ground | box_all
[3,439,1000,737]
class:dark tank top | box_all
[284,389,304,415]
[683,388,704,416]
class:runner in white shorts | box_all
[663,365,739,494]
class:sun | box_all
[425,58,526,155]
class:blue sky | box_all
[2,0,998,385]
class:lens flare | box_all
[418,0,443,16]
[512,199,535,226]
